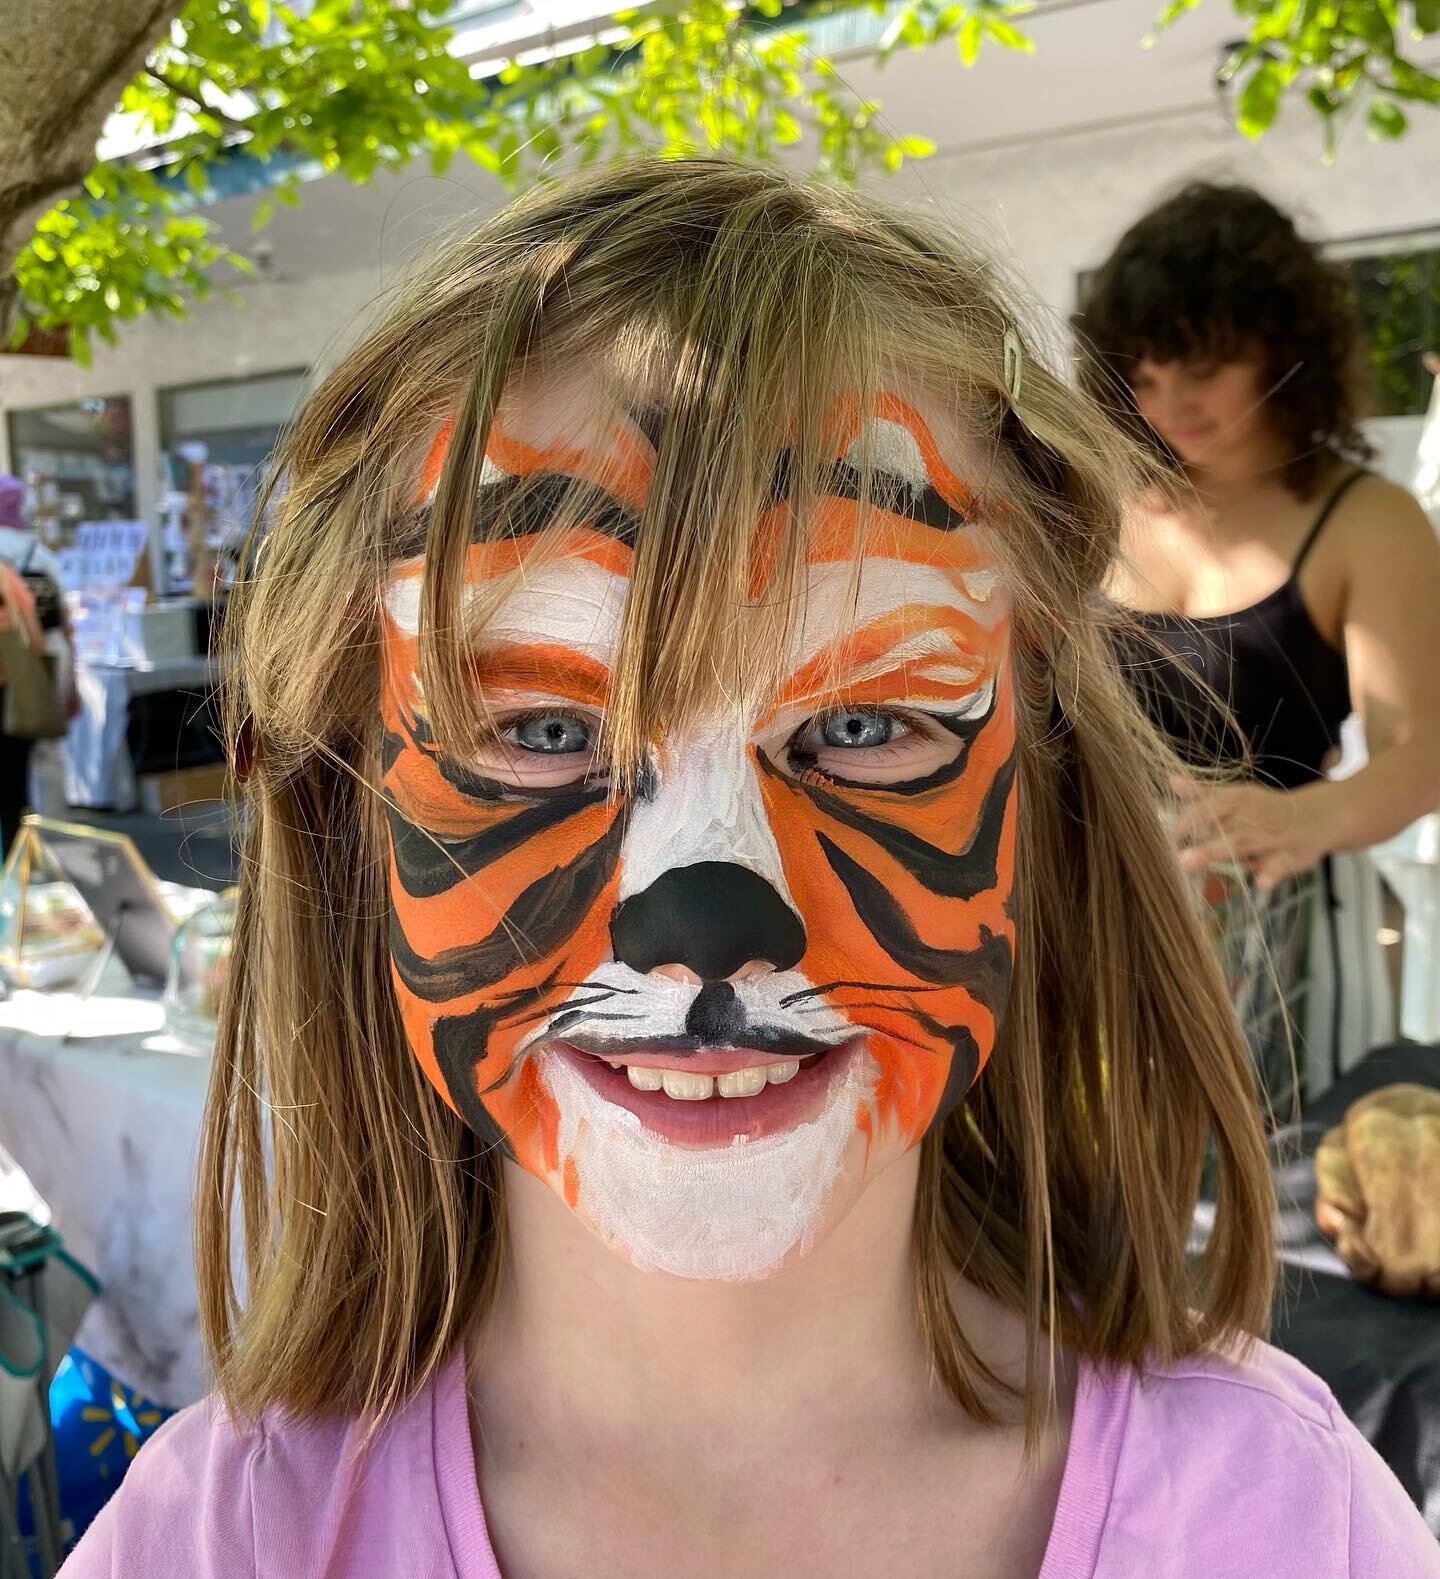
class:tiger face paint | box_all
[380,368,1016,1282]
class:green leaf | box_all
[1388,60,1440,102]
[981,15,1034,51]
[1236,60,1284,135]
[1144,0,1204,41]
[773,107,802,143]
[1366,97,1407,136]
[957,15,982,63]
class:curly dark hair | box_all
[1073,181,1374,496]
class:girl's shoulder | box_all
[57,1349,494,1579]
[1059,1337,1438,1577]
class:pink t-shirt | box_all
[61,1337,1437,1576]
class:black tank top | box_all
[1111,472,1361,791]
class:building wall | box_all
[880,95,1440,337]
[0,267,386,524]
[3,87,1436,506]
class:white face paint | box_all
[542,1042,879,1280]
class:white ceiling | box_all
[198,0,1286,281]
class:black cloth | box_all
[0,695,34,855]
[1270,1043,1440,1531]
[1112,472,1361,789]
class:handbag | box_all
[0,548,67,741]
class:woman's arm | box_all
[1299,475,1440,853]
[1173,476,1440,889]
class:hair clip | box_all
[1002,326,1024,408]
[231,713,258,783]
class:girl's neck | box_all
[469,1149,1025,1460]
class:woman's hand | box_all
[1314,1084,1440,1299]
[1169,776,1333,891]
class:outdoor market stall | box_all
[0,819,232,1410]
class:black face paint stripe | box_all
[781,752,1016,901]
[429,966,575,1148]
[923,1015,983,1122]
[821,458,970,532]
[815,830,1013,1004]
[780,741,975,798]
[764,449,971,533]
[390,816,624,1002]
[380,726,406,774]
[430,1001,519,1149]
[384,786,609,900]
[473,472,640,546]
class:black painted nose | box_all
[610,861,807,980]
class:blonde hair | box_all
[199,158,1274,1440]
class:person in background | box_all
[1076,183,1440,897]
[0,472,72,852]
[1076,185,1440,1294]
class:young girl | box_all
[61,160,1436,1577]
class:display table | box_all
[64,656,218,811]
[0,985,211,1409]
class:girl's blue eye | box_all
[817,709,894,749]
[509,713,592,754]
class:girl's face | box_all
[379,366,1016,1282]
[1129,354,1268,466]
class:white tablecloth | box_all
[62,656,217,811]
[0,986,211,1408]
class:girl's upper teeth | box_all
[626,1059,802,1099]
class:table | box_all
[1270,1042,1440,1535]
[0,985,211,1409]
[63,656,218,811]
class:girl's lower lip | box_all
[554,1039,861,1147]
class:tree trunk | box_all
[0,0,186,349]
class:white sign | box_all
[61,520,148,593]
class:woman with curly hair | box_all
[1076,183,1440,1095]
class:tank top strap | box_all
[1291,469,1367,575]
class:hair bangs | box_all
[410,224,934,788]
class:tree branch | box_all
[145,65,250,132]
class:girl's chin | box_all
[538,1124,903,1286]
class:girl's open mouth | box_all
[551,1037,862,1147]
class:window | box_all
[1331,229,1440,420]
[156,368,308,596]
[5,396,137,526]
[158,367,308,472]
